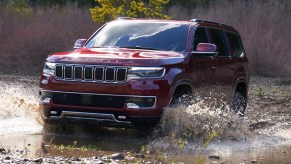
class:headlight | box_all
[128,67,165,79]
[43,62,56,75]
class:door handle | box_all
[229,66,235,70]
[210,66,216,71]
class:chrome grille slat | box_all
[116,68,127,82]
[84,66,94,81]
[94,67,104,81]
[64,66,73,79]
[74,66,83,80]
[55,65,63,79]
[54,65,127,83]
[105,67,115,82]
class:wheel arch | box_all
[170,80,194,101]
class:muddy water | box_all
[1,75,291,163]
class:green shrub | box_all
[6,0,32,14]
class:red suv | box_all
[39,18,249,127]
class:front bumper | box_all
[39,74,172,125]
[40,90,160,124]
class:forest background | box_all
[0,0,290,77]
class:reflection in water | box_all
[41,128,148,156]
[1,133,291,163]
[0,131,147,157]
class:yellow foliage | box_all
[7,0,33,14]
[90,0,171,23]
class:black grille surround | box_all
[40,90,157,109]
[55,64,127,83]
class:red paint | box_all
[39,18,249,127]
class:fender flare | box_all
[170,79,194,98]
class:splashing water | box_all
[160,102,248,141]
[0,75,42,135]
[149,93,250,153]
[150,78,291,156]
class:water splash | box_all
[0,76,42,135]
[160,93,248,138]
[150,77,291,155]
[149,93,250,154]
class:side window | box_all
[193,27,209,51]
[209,28,228,57]
[226,32,244,57]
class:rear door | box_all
[208,28,236,101]
[225,31,249,92]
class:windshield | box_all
[85,21,189,52]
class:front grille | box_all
[55,64,127,83]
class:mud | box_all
[0,75,291,163]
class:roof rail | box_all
[190,18,234,29]
[117,17,135,20]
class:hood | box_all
[46,48,185,66]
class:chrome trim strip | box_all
[40,89,157,109]
[40,97,52,104]
[51,111,131,124]
[53,64,128,83]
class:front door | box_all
[191,27,217,98]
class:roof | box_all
[190,18,235,30]
[116,17,236,31]
[116,17,193,25]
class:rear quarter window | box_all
[226,32,245,57]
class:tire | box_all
[170,94,192,107]
[232,92,246,116]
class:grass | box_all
[0,3,98,75]
[50,142,100,152]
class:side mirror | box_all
[73,39,87,49]
[191,43,218,58]
[196,43,217,52]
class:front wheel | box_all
[232,92,246,116]
[170,94,192,107]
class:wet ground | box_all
[0,75,291,163]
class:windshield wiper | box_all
[119,46,164,51]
